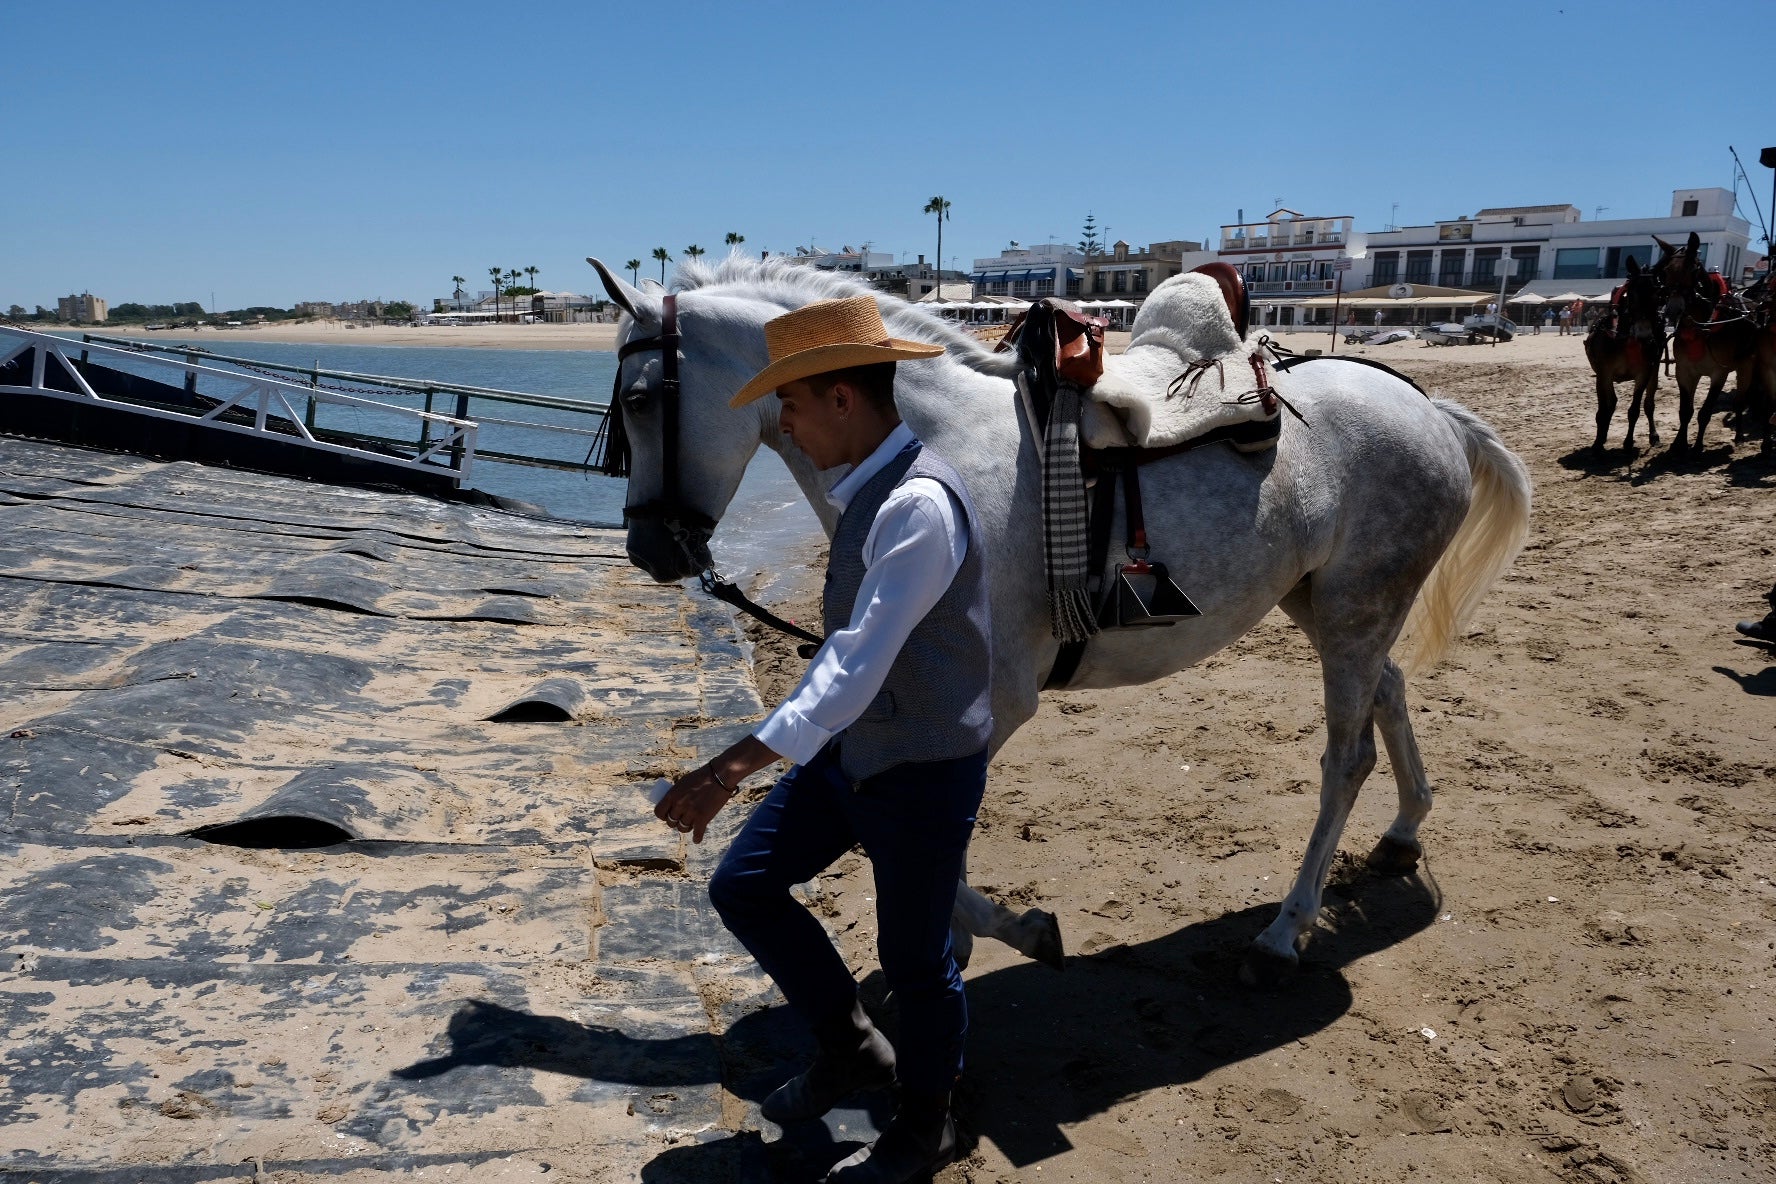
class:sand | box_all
[737,328,1776,1183]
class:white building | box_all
[779,246,895,274]
[970,242,1086,301]
[1362,188,1752,301]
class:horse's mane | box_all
[673,254,1020,378]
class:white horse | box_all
[586,255,1531,984]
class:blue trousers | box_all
[708,742,988,1097]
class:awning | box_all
[1067,268,1084,280]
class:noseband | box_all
[596,293,716,544]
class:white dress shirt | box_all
[753,422,970,766]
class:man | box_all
[656,295,992,1183]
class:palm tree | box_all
[923,195,951,289]
[488,266,503,319]
[684,244,706,269]
[625,258,643,285]
[724,231,745,250]
[652,247,672,283]
[451,275,466,311]
[524,265,539,292]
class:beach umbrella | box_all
[1550,292,1585,303]
[1584,291,1614,302]
[1510,292,1546,304]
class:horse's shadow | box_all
[388,865,1438,1182]
[1725,446,1776,488]
[1556,443,1637,477]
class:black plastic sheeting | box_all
[0,436,793,1180]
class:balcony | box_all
[1250,279,1338,294]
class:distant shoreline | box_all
[84,321,624,351]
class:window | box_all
[1112,271,1127,293]
[1472,248,1503,284]
[1553,247,1600,279]
[1270,263,1289,282]
[1032,277,1055,298]
[1247,263,1267,284]
[1012,280,1031,298]
[1065,275,1082,297]
[1510,246,1539,282]
[1371,252,1398,287]
[1681,199,1698,216]
[1132,271,1147,292]
[1291,261,1313,281]
[1092,273,1105,293]
[1439,249,1466,287]
[1404,250,1433,284]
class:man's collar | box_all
[827,422,918,512]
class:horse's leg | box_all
[1248,582,1389,986]
[1673,366,1698,451]
[949,876,1064,970]
[1622,372,1644,451]
[1277,584,1428,874]
[1641,368,1661,448]
[1591,372,1617,452]
[1695,372,1721,450]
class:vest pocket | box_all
[858,689,896,722]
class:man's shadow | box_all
[389,860,1438,1181]
[671,863,1438,1180]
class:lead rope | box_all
[699,569,825,659]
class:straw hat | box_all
[729,296,944,407]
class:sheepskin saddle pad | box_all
[1082,271,1282,452]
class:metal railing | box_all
[1,327,479,482]
[75,333,611,475]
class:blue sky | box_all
[6,0,1773,310]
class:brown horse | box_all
[1742,276,1776,454]
[1657,231,1761,452]
[1582,255,1665,452]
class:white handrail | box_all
[0,327,478,484]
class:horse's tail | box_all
[1399,399,1533,673]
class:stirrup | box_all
[1100,559,1200,629]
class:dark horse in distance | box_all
[1583,254,1667,452]
[1657,231,1764,452]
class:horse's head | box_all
[587,258,772,582]
[1617,254,1665,337]
[1655,231,1710,324]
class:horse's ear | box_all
[586,257,661,324]
[1626,255,1641,278]
[1685,231,1701,256]
[1652,235,1674,257]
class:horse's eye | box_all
[621,384,652,411]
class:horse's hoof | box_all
[1020,908,1065,971]
[1366,834,1423,876]
[1239,946,1299,990]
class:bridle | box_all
[592,293,827,653]
[594,293,716,549]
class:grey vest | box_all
[824,440,993,781]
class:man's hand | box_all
[655,735,781,844]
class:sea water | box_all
[70,337,821,581]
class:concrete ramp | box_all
[0,437,785,1180]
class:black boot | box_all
[1736,611,1776,642]
[761,1001,896,1124]
[824,1092,957,1183]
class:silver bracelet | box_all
[709,768,734,796]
